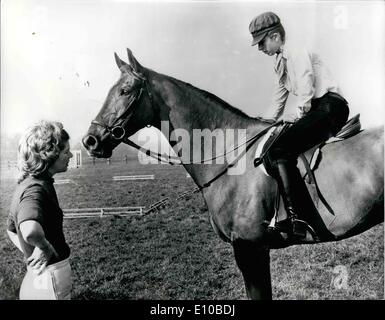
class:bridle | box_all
[89,70,153,146]
[85,70,284,212]
[87,72,283,168]
[91,87,145,142]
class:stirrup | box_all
[271,217,320,242]
[291,219,307,238]
[292,218,320,242]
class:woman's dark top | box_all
[7,173,70,264]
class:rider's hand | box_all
[255,116,276,124]
[27,242,59,275]
[282,114,299,124]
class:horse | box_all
[82,49,384,300]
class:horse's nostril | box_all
[83,135,98,149]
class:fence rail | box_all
[112,175,155,181]
[54,179,73,185]
[63,206,145,219]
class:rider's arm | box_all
[289,48,315,119]
[266,79,289,121]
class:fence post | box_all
[100,208,104,217]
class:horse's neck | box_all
[150,71,261,133]
[148,71,267,184]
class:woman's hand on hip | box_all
[27,242,59,275]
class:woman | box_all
[249,12,349,239]
[7,120,73,299]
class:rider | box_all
[249,12,349,238]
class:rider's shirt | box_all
[268,42,341,120]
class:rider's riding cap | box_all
[249,12,282,46]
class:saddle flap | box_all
[254,123,291,175]
[255,114,362,178]
[337,114,361,137]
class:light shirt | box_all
[268,42,340,120]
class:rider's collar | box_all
[277,43,287,58]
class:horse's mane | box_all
[146,68,271,126]
[166,76,252,120]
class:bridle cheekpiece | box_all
[90,71,150,143]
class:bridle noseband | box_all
[90,73,152,144]
[91,87,144,142]
[86,71,283,169]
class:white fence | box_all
[68,150,82,168]
[54,179,73,185]
[63,206,145,219]
[112,175,155,181]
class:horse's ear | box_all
[126,48,143,72]
[114,52,129,72]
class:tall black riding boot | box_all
[274,160,309,239]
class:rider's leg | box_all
[275,159,309,237]
[266,93,349,238]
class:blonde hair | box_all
[17,121,70,183]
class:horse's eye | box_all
[120,88,129,96]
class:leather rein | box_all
[89,74,283,203]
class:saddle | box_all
[254,114,362,240]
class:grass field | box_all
[0,161,383,300]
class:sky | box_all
[1,0,384,147]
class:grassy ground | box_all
[0,162,383,300]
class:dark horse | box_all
[82,49,384,300]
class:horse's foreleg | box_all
[233,238,272,300]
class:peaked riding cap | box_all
[249,12,282,46]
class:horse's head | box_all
[82,49,155,158]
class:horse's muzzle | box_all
[82,134,114,158]
[82,134,99,151]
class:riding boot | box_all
[274,160,309,239]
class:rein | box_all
[123,120,282,167]
[89,72,283,213]
[124,120,282,214]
